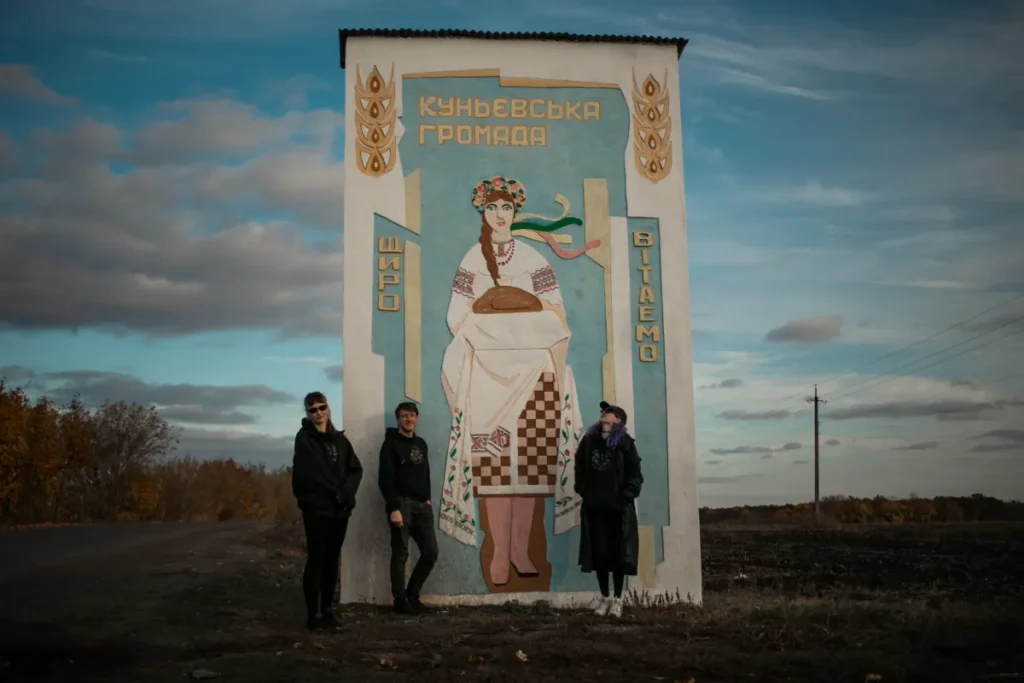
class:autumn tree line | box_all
[3,382,1022,527]
[0,382,298,526]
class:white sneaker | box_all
[608,598,623,618]
[593,596,611,616]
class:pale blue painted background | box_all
[371,75,674,594]
[629,216,669,565]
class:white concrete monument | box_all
[338,29,702,607]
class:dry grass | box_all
[2,521,1022,682]
[159,520,1023,682]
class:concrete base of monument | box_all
[338,584,702,608]
[420,590,601,609]
[416,584,700,609]
[338,590,602,608]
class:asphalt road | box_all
[0,521,263,582]
[0,520,271,682]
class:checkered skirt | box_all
[471,371,561,496]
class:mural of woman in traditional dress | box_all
[438,175,600,590]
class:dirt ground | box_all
[2,521,1023,683]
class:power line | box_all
[827,313,1024,400]
[826,293,1024,391]
[978,370,1024,387]
[777,385,817,405]
[828,322,1024,403]
[776,292,1024,407]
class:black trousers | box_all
[302,513,349,618]
[587,507,625,573]
[389,498,439,600]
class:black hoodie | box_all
[377,427,431,513]
[291,418,363,518]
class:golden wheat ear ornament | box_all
[631,69,672,183]
[353,64,397,178]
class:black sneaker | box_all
[407,597,426,615]
[320,612,340,629]
[306,616,323,631]
[393,597,411,615]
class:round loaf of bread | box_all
[472,285,543,314]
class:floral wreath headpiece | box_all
[471,175,527,214]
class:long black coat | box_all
[573,429,643,575]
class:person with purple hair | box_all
[573,401,644,617]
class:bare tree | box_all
[53,396,94,523]
[77,401,178,520]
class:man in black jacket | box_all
[378,401,438,614]
[292,391,363,631]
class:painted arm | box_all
[532,265,568,328]
[620,442,644,505]
[447,265,477,335]
[541,300,567,327]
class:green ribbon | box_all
[512,216,583,233]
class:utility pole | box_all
[806,385,827,524]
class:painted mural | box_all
[359,63,677,598]
[439,175,593,590]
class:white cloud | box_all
[4,367,295,427]
[882,205,960,224]
[0,64,77,106]
[706,66,835,101]
[0,92,344,337]
[0,132,18,174]
[262,74,332,109]
[198,147,344,226]
[680,11,1024,99]
[693,350,770,381]
[131,98,342,165]
[691,339,1024,502]
[324,364,342,382]
[28,119,122,173]
[698,378,744,390]
[898,280,977,291]
[687,241,782,267]
[765,316,843,343]
[829,399,999,422]
[175,427,293,466]
[754,181,866,207]
[527,2,1024,118]
[8,0,363,40]
[87,49,151,63]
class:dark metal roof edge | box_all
[338,29,688,69]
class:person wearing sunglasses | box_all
[292,391,364,631]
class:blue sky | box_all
[0,0,1021,507]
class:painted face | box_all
[483,199,515,233]
[599,411,620,437]
[398,409,419,434]
[306,401,330,425]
